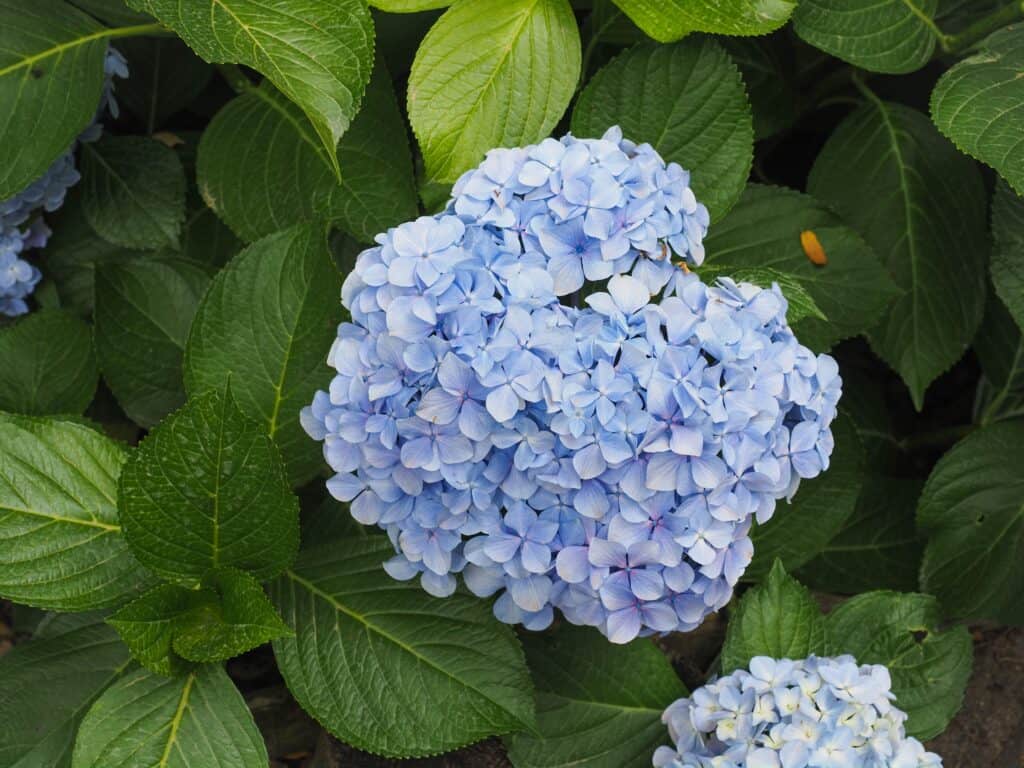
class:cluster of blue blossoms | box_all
[303,127,841,642]
[0,47,127,317]
[654,655,943,768]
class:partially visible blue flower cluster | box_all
[303,127,841,643]
[0,47,127,317]
[654,655,942,768]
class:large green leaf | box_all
[184,225,342,485]
[918,419,1024,624]
[572,40,752,221]
[408,0,580,183]
[610,0,796,40]
[126,0,374,179]
[793,0,941,74]
[0,416,152,610]
[268,537,535,758]
[0,310,97,415]
[118,388,300,584]
[721,35,799,140]
[932,26,1024,196]
[505,626,685,768]
[116,37,212,133]
[828,591,972,739]
[0,0,108,198]
[71,665,268,768]
[0,613,131,768]
[703,185,901,350]
[990,178,1024,332]
[94,259,211,428]
[197,60,417,243]
[809,100,988,409]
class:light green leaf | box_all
[505,625,686,768]
[0,309,97,415]
[0,613,131,768]
[703,184,901,352]
[793,0,941,74]
[748,414,864,579]
[610,0,796,41]
[94,259,211,428]
[808,99,988,409]
[371,0,450,10]
[0,416,153,611]
[80,135,187,250]
[991,178,1024,332]
[695,264,826,324]
[722,560,829,674]
[0,0,108,198]
[184,225,343,485]
[409,0,580,183]
[71,665,268,768]
[828,591,972,739]
[198,60,418,243]
[126,0,374,179]
[118,387,300,584]
[116,37,212,133]
[932,25,1024,195]
[268,537,536,758]
[918,419,1024,624]
[572,40,753,221]
[721,35,799,140]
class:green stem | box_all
[940,1,1024,53]
[101,22,171,40]
[217,63,255,94]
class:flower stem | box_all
[940,1,1024,54]
[217,63,256,94]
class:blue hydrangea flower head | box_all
[654,654,942,768]
[303,127,842,643]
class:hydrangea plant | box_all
[0,1,1019,766]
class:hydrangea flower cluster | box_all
[0,47,127,317]
[303,127,841,643]
[654,655,943,768]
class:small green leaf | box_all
[991,179,1024,332]
[80,135,187,250]
[722,560,829,674]
[71,665,268,768]
[505,625,686,768]
[611,0,796,40]
[695,264,826,324]
[268,537,536,758]
[115,37,212,133]
[0,613,131,768]
[409,0,580,183]
[0,415,153,610]
[572,39,753,221]
[118,387,300,584]
[974,291,1024,424]
[827,591,972,739]
[793,0,941,74]
[932,25,1024,196]
[184,224,343,486]
[94,259,211,428]
[918,419,1024,624]
[0,309,98,415]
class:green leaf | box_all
[505,625,686,768]
[792,0,941,74]
[115,37,213,133]
[721,560,829,674]
[409,0,580,183]
[703,184,901,352]
[932,25,1024,196]
[118,387,300,584]
[68,0,152,25]
[974,291,1024,424]
[268,537,536,758]
[126,0,374,179]
[80,135,188,251]
[0,0,108,199]
[695,264,826,324]
[991,179,1024,332]
[0,613,131,768]
[184,225,343,486]
[198,60,418,243]
[371,0,451,9]
[94,259,211,428]
[748,414,864,578]
[610,0,796,41]
[71,665,268,768]
[827,591,972,739]
[721,35,799,140]
[798,475,924,594]
[918,419,1024,624]
[572,40,753,221]
[0,416,153,611]
[808,99,988,409]
[0,309,97,415]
